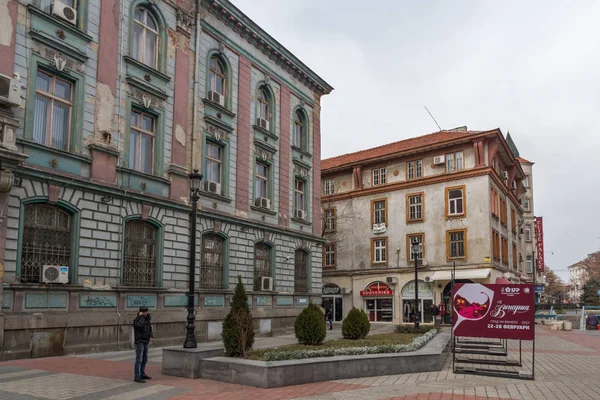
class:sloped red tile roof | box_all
[322,129,495,171]
[517,157,533,163]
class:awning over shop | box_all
[431,268,492,281]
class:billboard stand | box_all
[451,283,535,381]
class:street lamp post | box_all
[184,169,203,349]
[411,239,421,329]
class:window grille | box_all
[123,220,157,287]
[201,234,224,289]
[253,243,271,291]
[21,204,71,283]
[294,250,308,292]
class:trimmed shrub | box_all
[342,307,371,340]
[264,329,439,361]
[222,276,255,357]
[294,303,327,345]
[396,324,437,334]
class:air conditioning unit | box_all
[295,209,305,219]
[0,73,21,107]
[52,0,77,25]
[42,265,69,284]
[208,90,224,106]
[511,181,517,190]
[433,155,445,165]
[255,197,271,209]
[386,276,398,284]
[424,276,432,283]
[256,118,269,130]
[261,276,273,291]
[421,259,428,266]
[205,181,221,194]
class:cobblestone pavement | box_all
[0,326,598,399]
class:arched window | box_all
[294,249,308,292]
[201,234,225,289]
[209,56,226,100]
[254,243,272,291]
[21,204,71,283]
[257,87,270,129]
[294,110,305,149]
[123,220,157,287]
[132,7,159,68]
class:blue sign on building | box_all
[534,285,544,293]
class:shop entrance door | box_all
[322,296,343,321]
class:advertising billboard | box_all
[452,283,535,340]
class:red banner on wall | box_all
[452,283,535,340]
[534,217,544,272]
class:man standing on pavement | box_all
[133,306,153,383]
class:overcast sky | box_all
[232,0,600,282]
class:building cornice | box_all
[201,0,333,95]
[321,166,492,203]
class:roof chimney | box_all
[448,126,468,132]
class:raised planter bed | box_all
[198,330,450,388]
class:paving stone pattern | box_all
[0,325,598,399]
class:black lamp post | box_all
[184,169,203,348]
[411,238,421,329]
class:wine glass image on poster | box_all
[453,284,494,330]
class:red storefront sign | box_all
[360,282,393,297]
[452,283,534,340]
[534,217,544,272]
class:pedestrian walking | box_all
[133,306,153,383]
[326,308,333,330]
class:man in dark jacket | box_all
[133,306,153,383]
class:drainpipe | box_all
[191,5,201,171]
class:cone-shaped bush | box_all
[294,303,327,345]
[342,307,371,340]
[222,276,255,357]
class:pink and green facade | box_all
[0,0,332,360]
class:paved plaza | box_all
[0,325,598,400]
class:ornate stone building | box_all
[0,0,332,359]
[320,127,530,325]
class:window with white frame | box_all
[205,142,222,186]
[324,209,335,232]
[526,255,533,273]
[128,110,155,174]
[373,200,386,225]
[33,71,73,151]
[408,234,424,261]
[523,175,530,188]
[257,87,270,123]
[372,238,387,263]
[525,224,532,241]
[324,243,336,267]
[446,151,464,172]
[133,7,159,69]
[208,56,226,99]
[294,178,305,213]
[408,194,423,221]
[324,178,335,195]
[372,168,386,185]
[407,160,423,179]
[523,198,530,212]
[254,162,269,201]
[294,110,305,149]
[447,187,465,216]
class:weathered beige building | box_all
[320,127,531,325]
